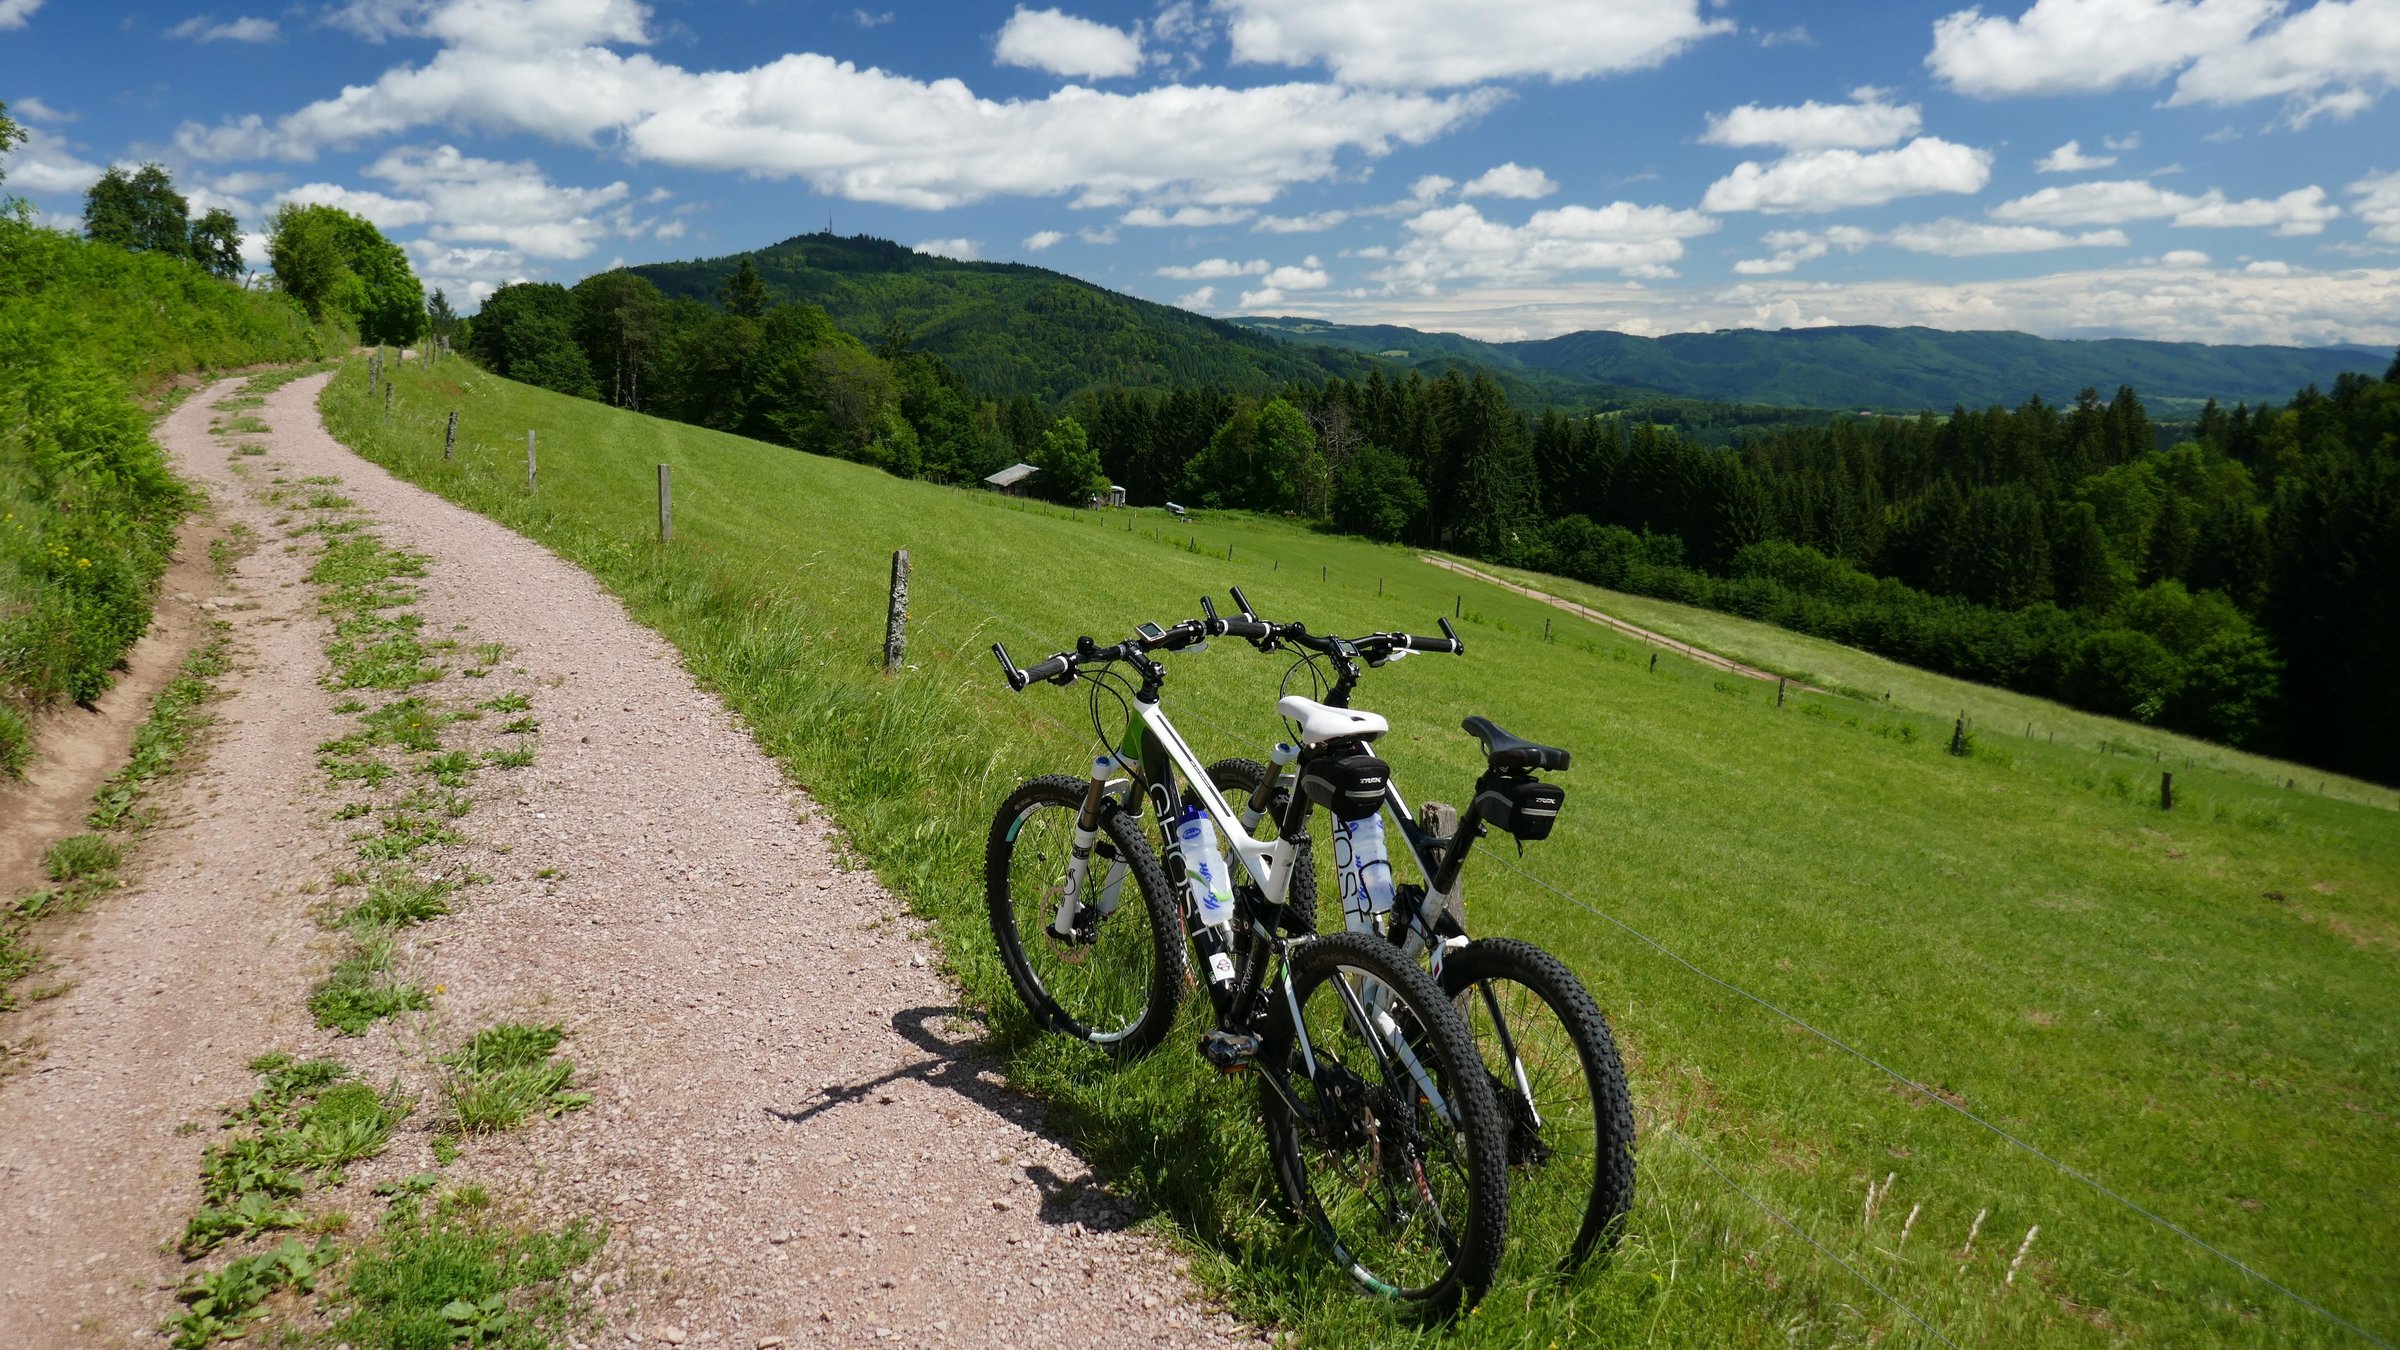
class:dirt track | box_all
[0,373,1238,1348]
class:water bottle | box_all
[1176,805,1237,930]
[1334,811,1397,930]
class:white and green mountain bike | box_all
[984,618,1512,1315]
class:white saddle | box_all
[1276,696,1389,747]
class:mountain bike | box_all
[983,619,1511,1313]
[1197,587,1638,1274]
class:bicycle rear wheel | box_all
[985,775,1184,1058]
[1438,936,1635,1271]
[1260,931,1509,1317]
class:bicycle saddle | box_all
[1461,716,1570,771]
[1277,696,1389,747]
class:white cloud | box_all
[2159,248,2213,264]
[1262,258,1330,289]
[1702,137,1991,213]
[1884,219,2129,254]
[994,6,1144,80]
[2104,131,2141,150]
[1731,224,1875,273]
[1237,284,1290,309]
[1177,284,1216,309]
[167,14,280,42]
[913,237,981,260]
[1155,257,1269,279]
[1926,0,2282,96]
[174,43,1499,216]
[276,182,436,228]
[1284,261,2400,347]
[1375,200,1718,290]
[1992,178,2342,234]
[1702,90,1922,150]
[1022,229,1066,251]
[1254,209,1351,232]
[2170,184,2341,233]
[1120,204,1254,227]
[1217,0,1731,88]
[423,0,649,51]
[2036,139,2116,172]
[0,123,102,195]
[1459,162,1558,199]
[403,239,528,306]
[2168,0,2400,123]
[1078,225,1117,244]
[0,0,44,31]
[9,95,73,122]
[854,8,893,25]
[2244,258,2295,274]
[2351,169,2400,243]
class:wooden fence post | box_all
[384,383,393,423]
[1454,594,1461,617]
[1777,676,1786,706]
[1544,618,1552,642]
[2160,772,2174,811]
[443,410,458,460]
[657,463,673,543]
[1649,653,1658,673]
[1321,565,1327,583]
[1950,714,1968,757]
[526,430,537,492]
[884,549,910,673]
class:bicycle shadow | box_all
[761,1004,1139,1233]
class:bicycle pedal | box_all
[1200,1029,1262,1073]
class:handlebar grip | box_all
[1024,654,1072,685]
[1221,618,1270,641]
[1403,633,1463,655]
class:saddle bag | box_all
[1474,774,1564,841]
[1298,752,1391,822]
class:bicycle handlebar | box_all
[991,617,1213,692]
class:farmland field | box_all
[325,357,2400,1348]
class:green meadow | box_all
[323,357,2400,1348]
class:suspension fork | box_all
[1053,754,1131,939]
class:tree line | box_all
[470,252,2393,780]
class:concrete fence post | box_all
[884,549,910,673]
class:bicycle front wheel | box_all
[1439,937,1636,1272]
[985,775,1184,1058]
[1260,931,1510,1317]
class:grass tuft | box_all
[442,1023,590,1133]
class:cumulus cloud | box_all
[363,143,645,258]
[1702,88,1922,150]
[1731,225,1874,273]
[2351,168,2400,243]
[1120,204,1254,227]
[1177,285,1216,308]
[1702,137,1991,213]
[1022,229,1066,250]
[0,122,102,195]
[1217,0,1731,87]
[2159,248,2213,264]
[0,0,44,30]
[2167,0,2400,124]
[1375,200,1718,291]
[994,6,1143,79]
[276,182,436,228]
[1883,219,2129,254]
[1926,0,2282,96]
[173,40,1499,216]
[9,95,74,122]
[1459,162,1558,199]
[913,237,981,260]
[1237,285,1290,309]
[2036,139,2116,172]
[167,14,280,41]
[1254,209,1351,232]
[1929,0,2400,123]
[1992,178,2342,233]
[1284,261,2400,347]
[1155,257,1270,279]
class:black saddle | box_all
[1461,716,1570,772]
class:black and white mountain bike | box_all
[1198,587,1638,1274]
[984,618,1511,1315]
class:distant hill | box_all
[629,233,1360,403]
[1241,316,2385,411]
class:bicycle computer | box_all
[1136,621,1166,641]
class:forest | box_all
[468,254,2398,782]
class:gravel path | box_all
[0,373,1243,1348]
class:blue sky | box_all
[3,0,2396,345]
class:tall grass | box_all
[0,209,331,766]
[325,359,2400,1348]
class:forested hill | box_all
[1240,317,2382,412]
[629,233,1358,402]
